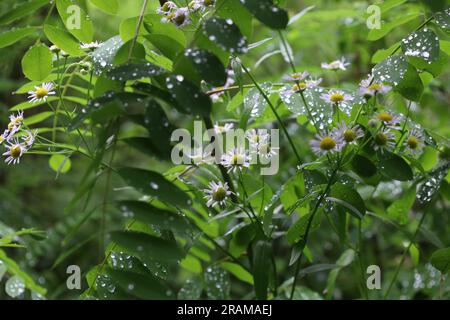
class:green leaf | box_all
[401,28,440,65]
[387,185,416,225]
[113,41,146,64]
[326,249,355,299]
[409,244,420,267]
[0,0,50,25]
[417,161,450,204]
[49,154,72,174]
[430,247,450,273]
[21,44,53,81]
[122,137,169,160]
[89,0,118,14]
[165,75,211,116]
[143,99,173,155]
[202,17,248,54]
[396,63,423,101]
[379,152,413,181]
[351,154,377,177]
[371,42,400,64]
[106,268,171,299]
[106,62,166,81]
[373,54,408,86]
[117,167,191,208]
[0,27,37,48]
[111,231,184,264]
[244,82,272,117]
[178,278,203,300]
[119,16,148,42]
[56,0,94,43]
[253,241,271,299]
[289,285,323,300]
[44,24,85,56]
[221,262,253,285]
[216,0,253,38]
[204,265,230,299]
[174,48,227,87]
[116,201,191,236]
[328,183,366,219]
[229,224,256,258]
[239,0,289,30]
[286,210,323,244]
[367,12,420,41]
[434,8,450,34]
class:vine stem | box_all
[383,210,427,299]
[240,62,302,163]
[128,0,149,62]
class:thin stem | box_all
[395,101,412,149]
[128,0,149,62]
[358,218,369,299]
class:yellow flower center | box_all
[377,112,393,122]
[173,13,186,25]
[368,83,382,91]
[330,92,344,103]
[231,154,243,165]
[343,129,357,142]
[252,134,260,143]
[374,133,388,146]
[319,137,336,150]
[35,87,49,99]
[162,2,173,12]
[407,136,418,149]
[212,187,227,201]
[10,145,22,158]
[293,83,306,91]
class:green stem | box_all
[128,0,149,62]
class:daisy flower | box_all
[283,78,322,96]
[404,130,424,155]
[7,111,24,133]
[245,129,270,147]
[310,133,343,156]
[376,111,402,128]
[257,142,278,159]
[157,1,177,15]
[204,181,231,207]
[162,8,190,28]
[28,82,56,103]
[332,122,364,145]
[80,41,102,51]
[214,122,234,135]
[359,74,391,98]
[320,90,353,105]
[22,130,37,147]
[221,148,251,172]
[372,130,396,152]
[2,139,28,165]
[283,71,310,82]
[188,0,203,11]
[188,147,214,165]
[321,57,350,71]
[0,129,10,145]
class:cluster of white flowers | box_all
[0,111,36,165]
[157,0,215,28]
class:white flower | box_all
[188,0,203,11]
[7,111,24,133]
[283,78,322,96]
[28,82,55,103]
[404,130,424,156]
[245,129,270,146]
[80,41,102,51]
[214,122,234,135]
[283,71,310,82]
[22,130,37,147]
[320,90,353,105]
[321,57,350,71]
[310,132,343,156]
[204,181,231,207]
[2,139,28,165]
[359,74,391,97]
[332,122,364,145]
[188,147,214,165]
[375,111,402,128]
[372,130,396,152]
[0,129,10,145]
[157,1,178,15]
[162,8,190,28]
[221,148,251,172]
[257,142,278,159]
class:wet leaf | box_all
[239,0,289,30]
[203,17,248,54]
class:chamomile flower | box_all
[8,111,24,132]
[257,142,278,159]
[320,90,353,105]
[214,122,234,135]
[404,130,424,155]
[162,8,190,28]
[359,74,391,98]
[245,129,270,146]
[22,130,37,147]
[221,148,251,172]
[310,133,343,156]
[332,122,364,145]
[0,129,10,145]
[204,181,231,207]
[157,1,177,15]
[80,41,102,51]
[2,139,28,165]
[188,147,214,165]
[283,78,322,95]
[28,82,56,103]
[321,57,350,71]
[372,130,396,152]
[376,111,402,128]
[188,0,203,11]
[283,71,310,82]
